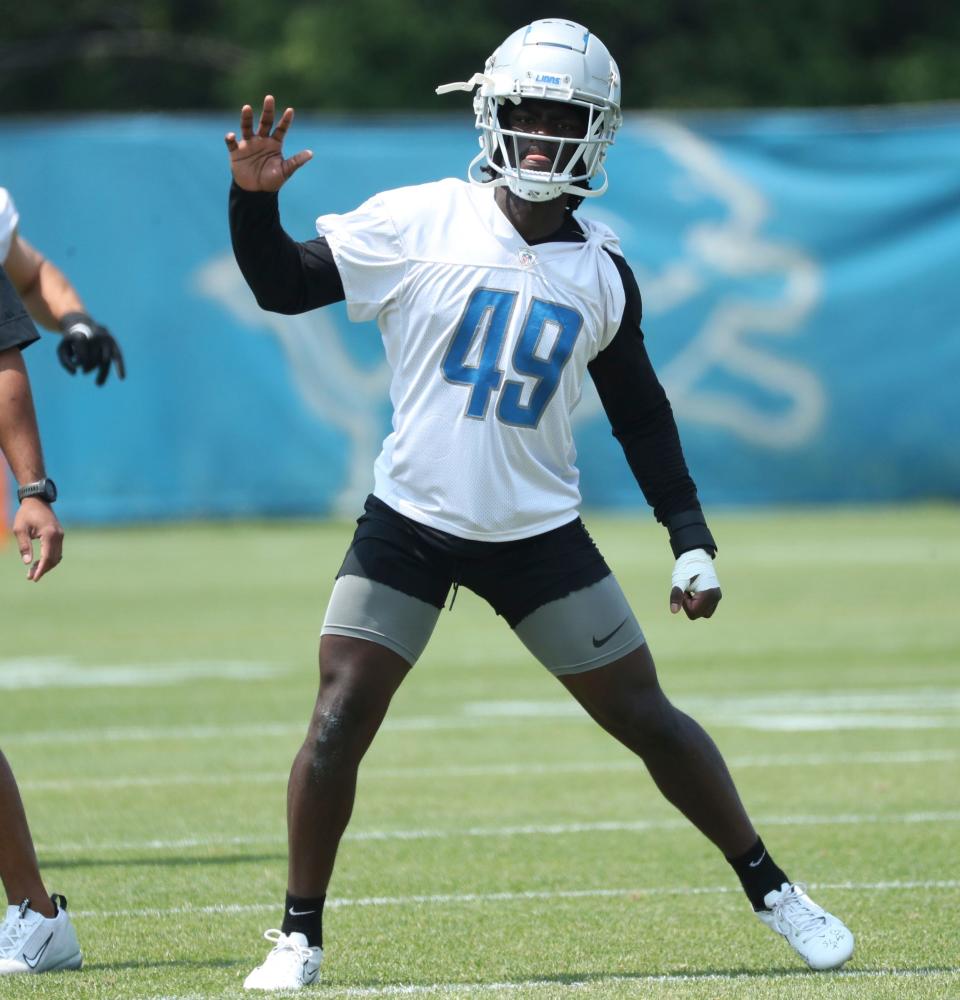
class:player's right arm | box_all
[226,96,344,314]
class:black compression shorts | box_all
[336,495,612,628]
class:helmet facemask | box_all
[478,94,615,202]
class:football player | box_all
[226,19,854,990]
[0,187,125,386]
[0,265,81,975]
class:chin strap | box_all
[467,151,609,202]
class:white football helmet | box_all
[437,19,622,202]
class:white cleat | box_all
[756,882,854,970]
[0,896,82,975]
[243,929,323,991]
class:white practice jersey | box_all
[0,188,19,265]
[317,178,627,541]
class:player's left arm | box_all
[4,232,125,386]
[588,254,720,621]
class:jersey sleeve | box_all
[0,188,20,265]
[0,265,40,352]
[315,195,407,323]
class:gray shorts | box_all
[322,573,645,676]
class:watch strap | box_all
[17,478,57,503]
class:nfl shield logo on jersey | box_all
[518,248,537,267]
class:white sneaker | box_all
[0,896,82,975]
[243,929,323,990]
[756,882,854,970]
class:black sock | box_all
[280,892,325,948]
[726,837,789,911]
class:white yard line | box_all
[37,809,960,855]
[2,716,512,745]
[17,748,960,791]
[6,686,960,745]
[73,878,960,920]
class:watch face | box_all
[42,478,58,502]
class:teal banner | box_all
[1,106,957,521]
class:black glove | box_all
[57,312,126,386]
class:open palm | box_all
[225,95,313,192]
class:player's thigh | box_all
[513,571,648,677]
[322,575,443,669]
[556,642,680,749]
[322,495,451,667]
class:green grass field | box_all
[1,505,958,999]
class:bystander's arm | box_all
[3,234,84,331]
[0,347,63,581]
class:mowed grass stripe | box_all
[71,879,960,919]
[36,808,960,854]
[16,748,960,791]
[140,967,960,1000]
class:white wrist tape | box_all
[671,548,720,594]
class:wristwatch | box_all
[17,478,58,503]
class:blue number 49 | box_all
[441,288,583,429]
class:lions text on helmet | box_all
[437,19,623,202]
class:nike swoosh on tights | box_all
[592,619,628,648]
[23,933,54,969]
[748,851,767,868]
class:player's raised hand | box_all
[225,95,313,192]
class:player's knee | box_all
[306,654,396,762]
[599,689,683,753]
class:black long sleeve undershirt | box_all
[229,183,715,555]
[229,183,344,313]
[588,253,716,556]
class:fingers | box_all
[257,94,275,137]
[669,585,683,614]
[56,337,78,374]
[229,97,292,153]
[14,524,33,568]
[94,336,125,385]
[681,588,722,621]
[272,106,295,143]
[31,523,64,582]
[112,340,126,380]
[282,148,314,179]
[240,103,255,141]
